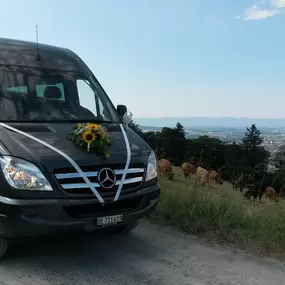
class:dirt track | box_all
[0,219,284,285]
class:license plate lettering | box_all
[97,214,123,226]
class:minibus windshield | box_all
[0,67,121,123]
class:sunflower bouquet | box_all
[67,123,111,158]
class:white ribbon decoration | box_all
[0,122,105,203]
[0,122,132,203]
[114,124,131,201]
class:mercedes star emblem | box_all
[98,168,117,189]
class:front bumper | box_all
[0,184,160,238]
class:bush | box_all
[151,167,285,256]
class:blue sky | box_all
[0,0,285,118]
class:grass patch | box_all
[150,167,285,257]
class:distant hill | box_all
[134,117,285,129]
[139,126,162,132]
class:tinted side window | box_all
[6,86,28,93]
[76,79,103,117]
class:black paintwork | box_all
[0,122,153,199]
[0,123,149,171]
[0,184,160,238]
[0,37,160,240]
[0,37,91,73]
[117,105,127,117]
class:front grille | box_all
[54,164,145,199]
[64,197,143,218]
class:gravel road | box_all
[0,220,285,285]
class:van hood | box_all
[0,123,151,173]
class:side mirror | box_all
[117,104,127,117]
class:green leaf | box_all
[104,151,111,158]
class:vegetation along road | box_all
[0,219,284,285]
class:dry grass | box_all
[150,166,285,257]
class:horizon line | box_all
[134,116,285,120]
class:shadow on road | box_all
[6,229,157,259]
[0,223,167,284]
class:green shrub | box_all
[151,167,285,256]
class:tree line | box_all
[127,114,285,194]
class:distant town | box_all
[140,125,285,156]
[134,116,285,156]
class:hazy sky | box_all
[0,0,284,118]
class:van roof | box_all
[0,37,91,74]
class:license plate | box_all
[96,214,123,226]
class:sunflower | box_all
[82,131,97,143]
[86,123,100,131]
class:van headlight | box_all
[0,156,53,191]
[145,151,157,181]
